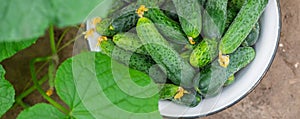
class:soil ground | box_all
[1,0,299,118]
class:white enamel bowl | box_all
[86,0,281,117]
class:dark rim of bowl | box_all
[164,0,282,118]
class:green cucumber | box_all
[96,3,139,37]
[113,33,185,55]
[160,0,179,21]
[172,0,202,39]
[159,84,202,107]
[242,22,260,46]
[143,8,189,44]
[137,0,165,8]
[219,0,268,54]
[198,0,207,6]
[224,75,235,86]
[197,47,256,96]
[171,90,202,107]
[189,38,218,67]
[225,0,247,30]
[113,33,148,55]
[137,17,196,88]
[159,84,179,100]
[202,0,228,39]
[100,39,167,83]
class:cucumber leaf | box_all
[0,0,54,42]
[17,103,66,119]
[0,65,15,117]
[54,52,162,118]
[0,0,105,42]
[0,39,36,62]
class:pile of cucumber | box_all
[95,0,268,107]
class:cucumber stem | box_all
[188,37,196,45]
[218,52,230,68]
[174,87,189,100]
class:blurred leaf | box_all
[17,103,66,119]
[0,39,36,62]
[55,52,162,119]
[0,65,15,117]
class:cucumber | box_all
[219,0,268,54]
[159,84,179,100]
[136,17,196,88]
[172,0,202,39]
[137,0,165,8]
[223,75,235,86]
[160,0,179,21]
[100,39,167,83]
[143,8,189,44]
[113,33,148,55]
[225,0,247,30]
[242,22,260,46]
[171,90,202,107]
[159,84,202,107]
[96,3,139,37]
[198,0,207,6]
[197,47,256,96]
[189,38,218,67]
[202,0,228,39]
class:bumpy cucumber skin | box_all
[242,22,260,46]
[219,0,268,54]
[96,4,139,37]
[197,47,256,96]
[159,84,202,107]
[171,90,202,107]
[113,33,149,55]
[137,0,165,8]
[159,84,179,100]
[137,17,196,88]
[190,38,218,67]
[223,75,235,87]
[202,0,228,39]
[172,0,202,39]
[100,40,166,83]
[231,0,247,10]
[144,8,189,44]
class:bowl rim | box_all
[162,0,281,118]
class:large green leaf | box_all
[0,0,54,42]
[0,65,15,117]
[0,39,36,62]
[17,103,66,119]
[0,0,107,42]
[55,52,162,119]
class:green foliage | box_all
[0,0,104,42]
[17,103,66,119]
[0,65,15,117]
[54,52,162,118]
[0,39,36,62]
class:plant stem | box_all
[49,25,57,55]
[56,28,70,49]
[30,57,69,114]
[15,75,49,106]
[57,34,84,52]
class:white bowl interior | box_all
[86,0,280,117]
